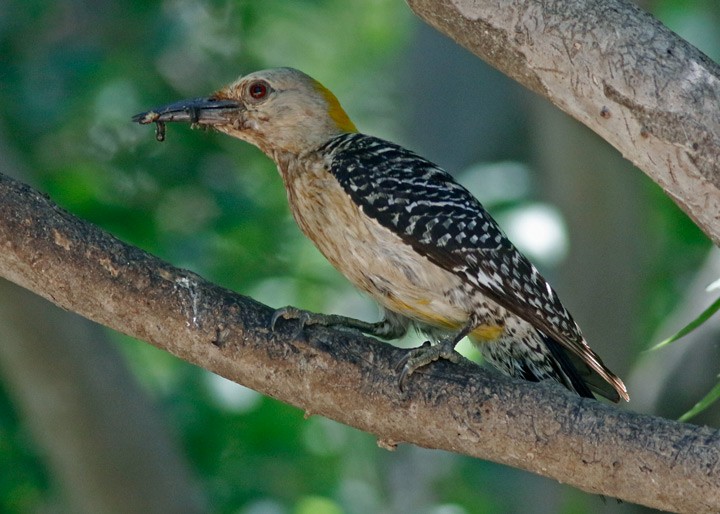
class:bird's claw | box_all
[395,339,461,391]
[270,306,311,336]
[395,341,429,391]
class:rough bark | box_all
[1,173,718,512]
[406,0,720,246]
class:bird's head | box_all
[133,67,357,158]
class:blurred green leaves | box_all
[651,296,720,352]
[651,293,720,420]
[679,381,720,422]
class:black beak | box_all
[132,97,241,142]
[132,97,241,125]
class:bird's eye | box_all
[248,80,269,100]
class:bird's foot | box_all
[269,306,319,336]
[269,306,388,337]
[396,338,462,391]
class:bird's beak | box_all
[132,97,241,125]
[132,97,242,140]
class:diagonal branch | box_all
[407,0,720,245]
[0,171,718,512]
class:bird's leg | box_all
[270,306,408,340]
[396,321,475,390]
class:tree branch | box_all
[1,172,719,512]
[407,0,720,245]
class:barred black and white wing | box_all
[321,133,626,401]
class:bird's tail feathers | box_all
[476,333,627,402]
[542,335,624,402]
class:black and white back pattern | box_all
[320,133,583,352]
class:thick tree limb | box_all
[1,173,719,512]
[407,0,720,245]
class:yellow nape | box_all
[470,324,505,342]
[313,80,358,133]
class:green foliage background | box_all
[0,0,717,512]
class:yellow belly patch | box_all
[384,295,459,329]
[471,324,505,342]
[383,293,504,341]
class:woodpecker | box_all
[133,67,629,402]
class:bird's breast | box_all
[278,159,474,329]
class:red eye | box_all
[248,80,269,100]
